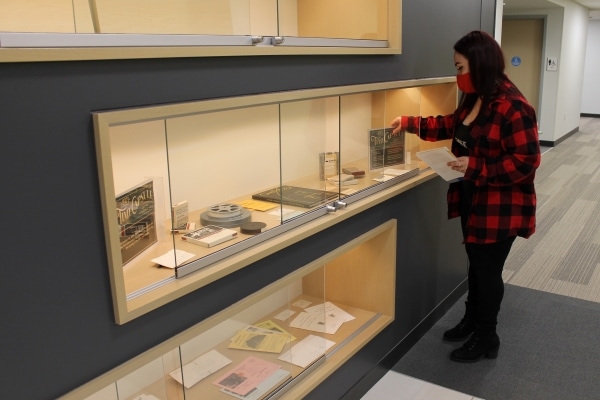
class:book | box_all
[171,200,189,229]
[252,185,338,209]
[170,222,196,234]
[150,249,195,269]
[182,225,237,247]
[319,151,339,180]
[342,167,366,177]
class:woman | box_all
[391,30,541,363]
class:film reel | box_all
[200,203,251,228]
[207,203,243,219]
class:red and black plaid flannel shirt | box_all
[402,80,541,244]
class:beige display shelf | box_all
[61,219,397,400]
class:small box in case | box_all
[342,167,365,178]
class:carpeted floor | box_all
[392,118,600,400]
[503,117,600,303]
[392,284,600,400]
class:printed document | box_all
[416,147,464,182]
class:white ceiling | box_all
[503,0,600,19]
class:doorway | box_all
[501,18,544,115]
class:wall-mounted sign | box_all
[511,56,522,67]
[546,57,558,71]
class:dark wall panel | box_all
[0,1,491,399]
[482,0,499,35]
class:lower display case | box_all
[66,219,397,400]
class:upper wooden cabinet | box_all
[0,0,401,62]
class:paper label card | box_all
[169,350,232,389]
[304,301,356,322]
[278,335,335,368]
[293,300,312,308]
[273,309,296,321]
[289,312,345,334]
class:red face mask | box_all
[456,72,476,93]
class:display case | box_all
[0,0,400,62]
[64,220,397,400]
[93,78,457,324]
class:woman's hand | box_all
[390,117,402,135]
[448,156,469,173]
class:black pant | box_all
[464,236,515,334]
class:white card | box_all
[383,168,411,176]
[373,175,395,182]
[273,309,296,321]
[169,350,232,389]
[151,249,195,269]
[304,301,356,322]
[293,299,312,308]
[278,335,335,368]
[131,395,161,400]
[289,312,345,334]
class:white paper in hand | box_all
[417,147,464,182]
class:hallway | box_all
[363,118,600,399]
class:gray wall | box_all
[0,1,494,399]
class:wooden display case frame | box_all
[61,219,397,400]
[94,77,457,324]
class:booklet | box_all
[151,249,195,269]
[213,356,281,396]
[228,329,289,353]
[220,368,290,400]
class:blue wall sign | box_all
[511,56,522,67]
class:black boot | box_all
[450,331,500,363]
[443,302,475,342]
[443,317,475,342]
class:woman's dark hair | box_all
[454,30,508,102]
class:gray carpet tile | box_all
[578,181,600,202]
[559,199,597,227]
[550,241,600,285]
[392,285,600,400]
[505,119,600,302]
